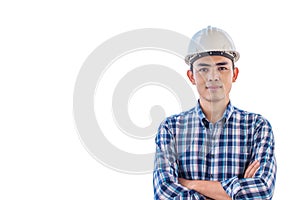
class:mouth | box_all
[206,85,222,90]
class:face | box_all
[187,56,239,103]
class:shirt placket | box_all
[207,121,222,180]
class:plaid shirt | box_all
[153,101,276,199]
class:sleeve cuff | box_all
[221,176,242,198]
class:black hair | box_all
[189,51,235,73]
[190,60,235,72]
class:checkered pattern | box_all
[153,101,276,199]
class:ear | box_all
[187,70,196,85]
[232,67,239,82]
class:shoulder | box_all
[232,106,271,123]
[156,106,197,144]
[232,106,273,135]
[160,106,197,127]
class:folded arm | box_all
[178,161,260,200]
[178,118,276,199]
[153,116,276,199]
[222,118,276,199]
[153,122,205,200]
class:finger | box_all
[248,161,260,178]
[244,160,259,178]
[245,160,260,178]
[244,161,255,178]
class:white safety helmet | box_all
[185,26,240,66]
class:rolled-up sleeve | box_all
[221,117,277,199]
[153,120,205,200]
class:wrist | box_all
[189,180,205,192]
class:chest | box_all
[176,124,253,180]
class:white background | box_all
[1,0,299,199]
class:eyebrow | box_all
[196,61,229,67]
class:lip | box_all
[206,85,222,89]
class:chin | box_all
[206,96,226,102]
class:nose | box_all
[207,68,220,81]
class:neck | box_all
[199,99,229,123]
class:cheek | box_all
[223,81,233,92]
[194,73,206,83]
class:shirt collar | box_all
[223,101,234,123]
[195,100,207,122]
[195,100,234,124]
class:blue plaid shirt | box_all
[153,101,276,199]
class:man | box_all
[153,26,276,199]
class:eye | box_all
[198,68,208,72]
[218,67,228,71]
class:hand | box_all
[178,178,194,189]
[244,160,260,178]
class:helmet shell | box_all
[185,26,240,65]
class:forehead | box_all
[193,55,232,66]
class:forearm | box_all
[194,180,231,200]
[154,177,205,200]
[222,176,275,199]
[179,179,231,200]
